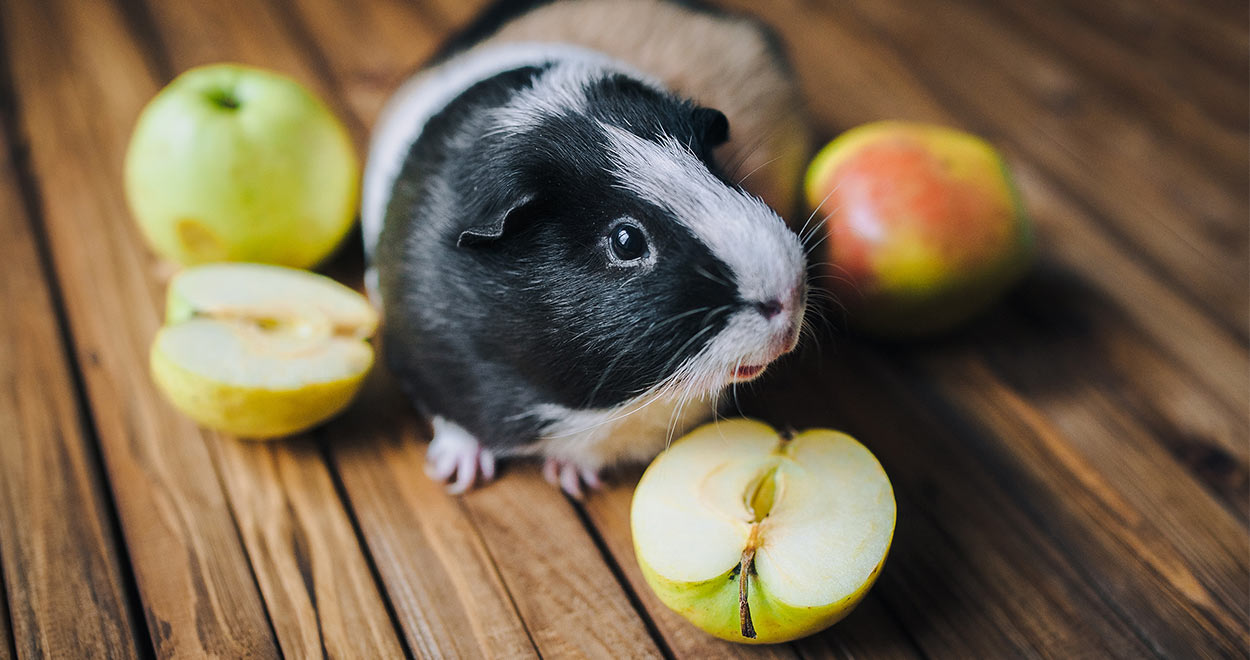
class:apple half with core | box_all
[632,419,895,644]
[150,263,377,438]
[125,63,359,268]
[804,121,1033,337]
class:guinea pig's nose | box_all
[753,299,784,319]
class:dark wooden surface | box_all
[1,0,1246,657]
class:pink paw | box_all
[425,417,497,494]
[542,457,602,499]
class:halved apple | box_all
[632,419,895,644]
[150,263,377,438]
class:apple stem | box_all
[739,545,757,639]
[779,426,796,442]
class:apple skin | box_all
[637,554,884,644]
[804,121,1033,337]
[125,63,359,268]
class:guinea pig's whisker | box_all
[664,371,701,449]
[804,262,864,298]
[800,203,843,249]
[736,155,783,188]
[803,226,837,257]
[723,123,781,182]
[583,306,723,408]
[548,299,737,444]
[650,310,732,389]
[694,264,732,288]
[545,344,715,442]
[798,180,841,241]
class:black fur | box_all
[375,62,743,451]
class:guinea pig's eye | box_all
[609,222,649,262]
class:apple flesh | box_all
[125,63,359,268]
[804,121,1032,337]
[632,419,895,644]
[150,263,377,438]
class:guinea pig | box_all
[362,0,812,496]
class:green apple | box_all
[150,263,377,438]
[632,419,895,644]
[804,121,1033,337]
[125,63,359,268]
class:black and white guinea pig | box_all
[362,0,812,496]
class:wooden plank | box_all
[327,386,538,658]
[267,0,444,131]
[461,477,662,658]
[792,595,923,660]
[0,0,280,656]
[899,353,1249,657]
[829,0,1249,337]
[0,120,141,656]
[205,436,407,659]
[962,0,1247,190]
[335,378,671,659]
[720,0,1248,513]
[1046,0,1248,126]
[1003,168,1249,516]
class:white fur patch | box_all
[521,391,717,470]
[601,124,805,305]
[485,60,662,139]
[362,42,653,288]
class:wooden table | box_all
[1,0,1246,657]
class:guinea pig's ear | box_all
[692,107,730,147]
[456,192,538,247]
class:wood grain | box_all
[0,0,279,655]
[963,0,1248,190]
[269,0,444,133]
[0,121,141,657]
[327,377,537,658]
[914,351,1250,656]
[463,474,662,659]
[1044,0,1248,127]
[206,436,407,659]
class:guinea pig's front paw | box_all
[542,457,603,500]
[425,416,497,494]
